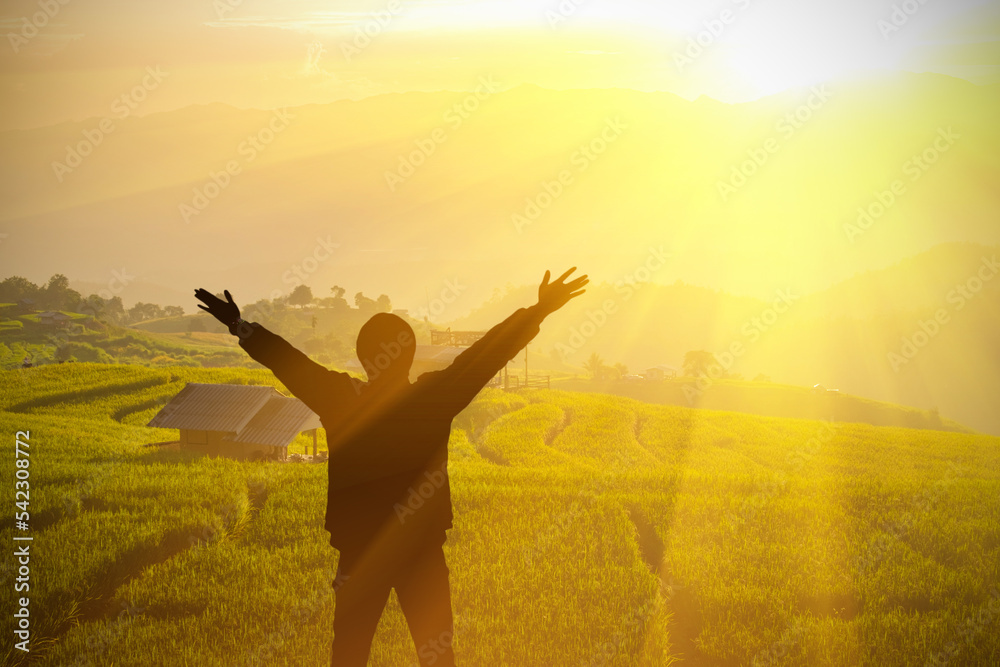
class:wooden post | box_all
[312,429,317,457]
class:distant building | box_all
[430,330,487,347]
[16,298,36,313]
[643,365,678,381]
[147,383,321,461]
[37,311,72,327]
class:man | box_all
[194,267,587,666]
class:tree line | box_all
[0,274,184,325]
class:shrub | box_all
[55,341,113,363]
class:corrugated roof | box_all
[146,383,280,432]
[223,395,322,448]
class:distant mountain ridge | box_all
[1,72,997,308]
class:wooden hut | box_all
[37,311,72,327]
[147,383,321,461]
[643,365,679,381]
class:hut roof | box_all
[147,383,321,449]
[147,383,279,432]
[222,395,322,447]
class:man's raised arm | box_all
[194,288,352,414]
[437,268,588,411]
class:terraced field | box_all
[2,363,998,666]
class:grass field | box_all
[1,363,998,666]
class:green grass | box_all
[1,363,998,666]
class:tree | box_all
[584,352,606,380]
[41,274,81,311]
[55,341,112,363]
[76,294,106,321]
[164,306,185,318]
[0,276,40,303]
[81,294,126,324]
[683,350,716,378]
[613,362,628,379]
[376,294,391,313]
[289,285,314,307]
[323,285,349,313]
[354,292,377,315]
[103,296,126,324]
[127,302,163,323]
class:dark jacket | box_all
[238,304,547,550]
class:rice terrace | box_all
[2,362,998,666]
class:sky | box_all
[0,0,998,130]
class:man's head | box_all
[356,313,416,383]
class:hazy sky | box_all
[0,0,997,129]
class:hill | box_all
[446,242,1000,435]
[0,73,997,310]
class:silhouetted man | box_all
[194,268,587,666]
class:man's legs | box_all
[330,545,394,666]
[394,540,456,667]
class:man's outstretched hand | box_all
[194,288,240,326]
[537,268,588,315]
